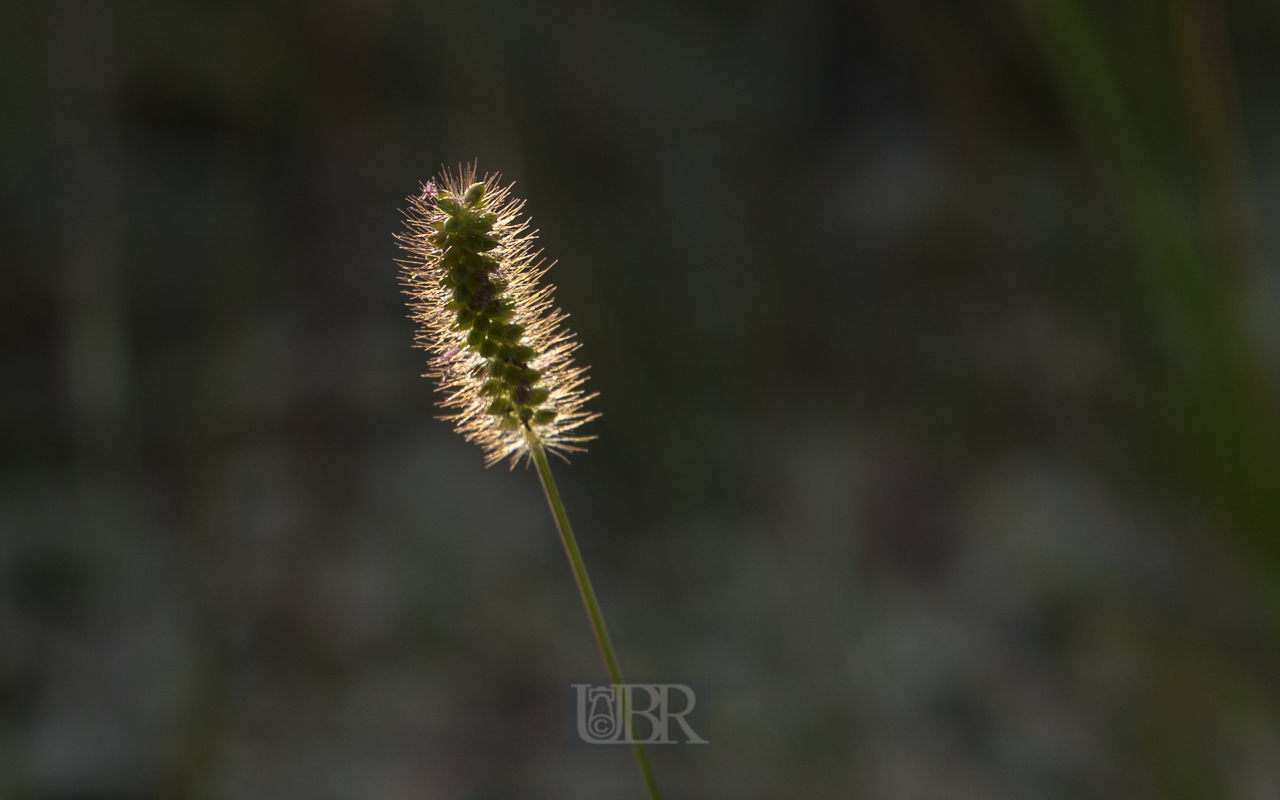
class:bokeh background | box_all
[5,0,1280,797]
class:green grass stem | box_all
[526,432,663,800]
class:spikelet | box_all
[397,164,598,466]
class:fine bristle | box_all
[396,164,598,466]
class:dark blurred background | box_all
[4,0,1280,797]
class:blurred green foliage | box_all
[2,1,1280,798]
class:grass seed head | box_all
[397,164,597,466]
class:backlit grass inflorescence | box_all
[397,165,597,466]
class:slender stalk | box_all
[526,431,663,800]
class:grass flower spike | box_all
[397,165,662,800]
[398,165,596,466]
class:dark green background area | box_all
[3,1,1280,798]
